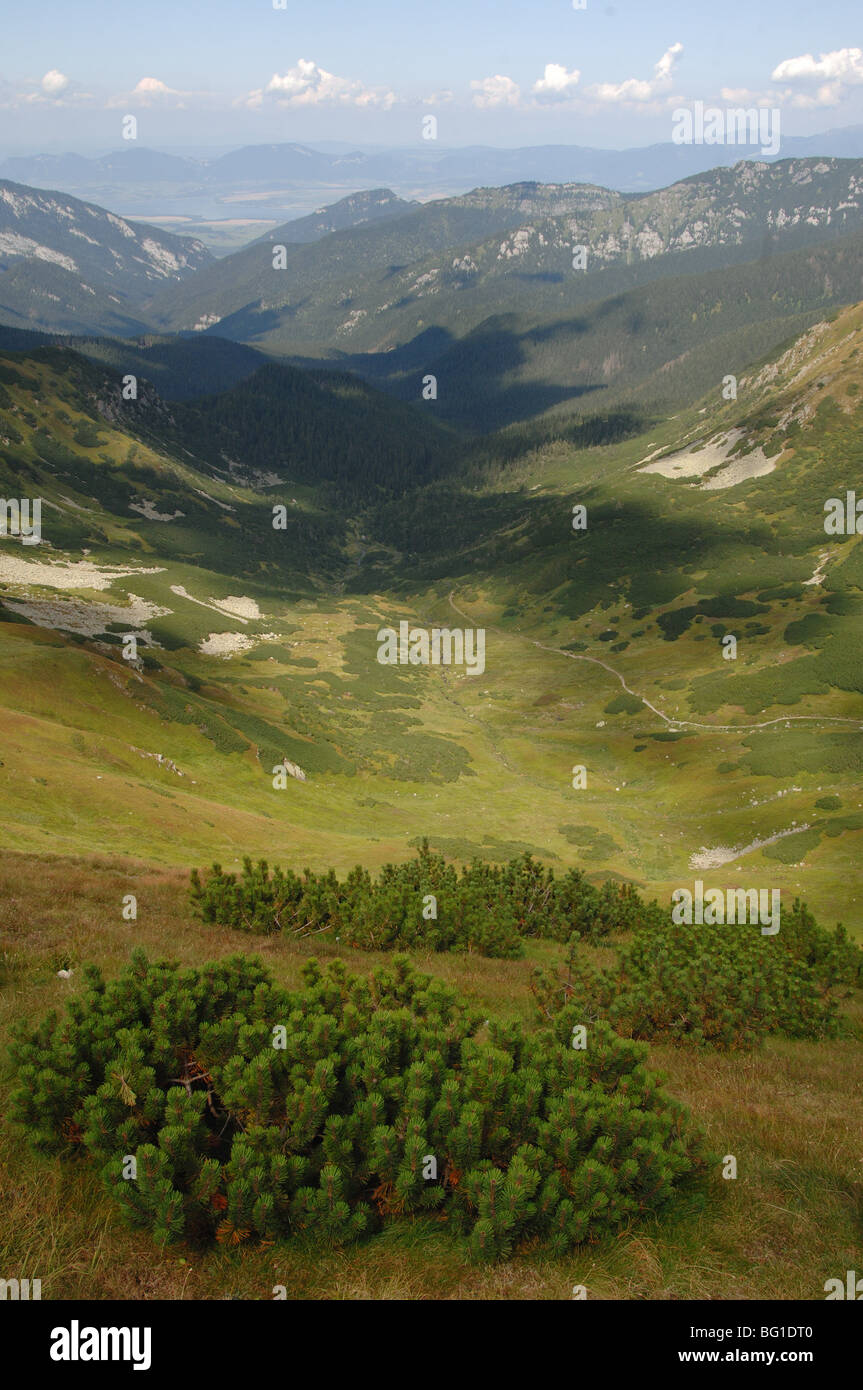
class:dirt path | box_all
[447,592,863,735]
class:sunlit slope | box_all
[0,178,211,335]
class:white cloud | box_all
[41,69,69,96]
[9,71,92,107]
[720,86,780,109]
[532,63,581,101]
[588,42,683,104]
[246,59,395,109]
[132,77,175,97]
[772,47,863,85]
[470,74,521,108]
[472,49,678,110]
[106,76,211,109]
[771,47,863,107]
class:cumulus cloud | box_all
[41,69,69,96]
[7,70,93,107]
[772,46,863,84]
[470,74,521,108]
[245,59,395,109]
[472,50,678,110]
[771,46,863,107]
[105,76,211,108]
[532,63,581,101]
[132,77,175,97]
[588,42,683,103]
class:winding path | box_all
[447,592,863,735]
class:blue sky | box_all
[2,0,862,152]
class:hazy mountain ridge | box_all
[0,179,213,335]
[4,126,863,200]
[142,181,621,335]
[147,158,863,353]
[6,157,863,363]
[252,188,419,244]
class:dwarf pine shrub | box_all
[777,897,863,990]
[9,950,709,1260]
[189,841,647,957]
[531,907,861,1049]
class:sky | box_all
[1,0,862,153]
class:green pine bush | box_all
[531,904,861,1049]
[189,841,648,957]
[9,949,709,1260]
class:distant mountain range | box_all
[4,127,863,199]
[143,158,863,377]
[5,156,863,436]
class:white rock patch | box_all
[199,630,278,658]
[2,592,170,639]
[641,429,780,489]
[130,499,185,521]
[690,824,811,868]
[171,586,262,623]
[0,231,77,272]
[701,449,778,490]
[212,595,262,619]
[0,554,164,591]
